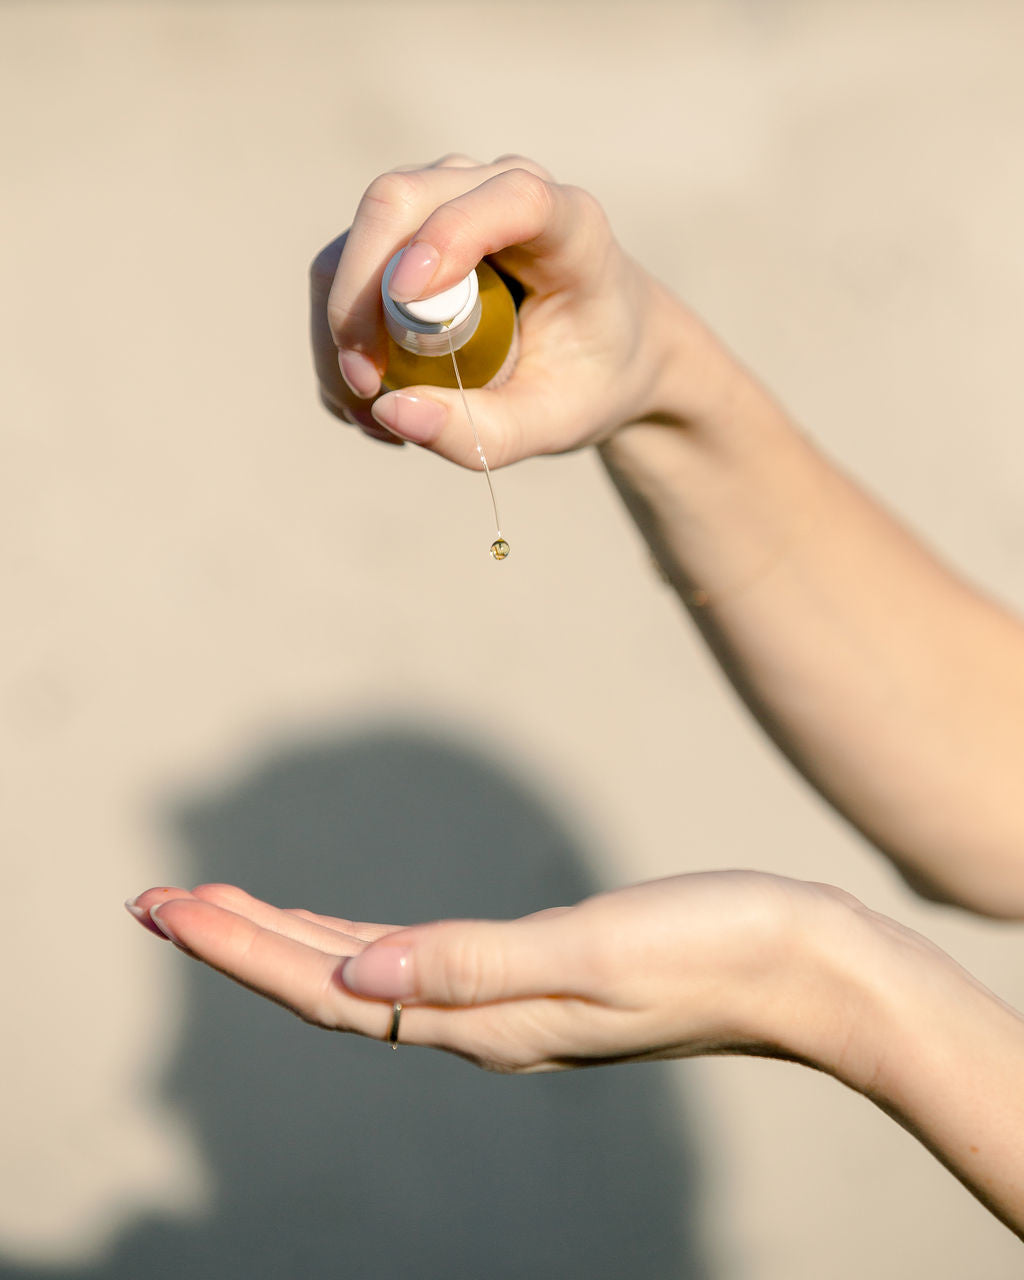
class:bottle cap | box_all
[381,249,481,354]
[382,251,479,328]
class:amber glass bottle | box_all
[380,252,519,391]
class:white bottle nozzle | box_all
[398,274,477,327]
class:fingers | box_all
[126,886,425,1044]
[125,885,196,937]
[189,884,402,949]
[368,356,594,469]
[128,883,401,952]
[323,156,557,368]
[309,231,405,445]
[144,896,390,1035]
[127,889,523,1054]
[393,172,603,302]
[312,157,619,467]
[323,167,477,365]
[284,907,401,945]
[339,911,587,1007]
[188,884,367,954]
[312,155,610,467]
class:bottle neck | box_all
[382,293,482,357]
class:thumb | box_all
[339,913,580,1006]
[368,363,589,470]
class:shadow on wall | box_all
[3,725,711,1280]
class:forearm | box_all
[315,163,1024,912]
[600,292,1024,916]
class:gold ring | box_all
[387,1002,403,1050]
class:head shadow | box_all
[2,722,712,1280]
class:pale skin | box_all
[130,156,1024,1238]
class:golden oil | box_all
[380,258,518,391]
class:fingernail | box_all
[124,898,170,938]
[341,946,415,998]
[338,349,381,399]
[148,904,182,946]
[371,391,446,444]
[388,242,441,302]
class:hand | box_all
[126,875,1024,1234]
[126,873,869,1075]
[310,154,727,468]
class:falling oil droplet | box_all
[490,538,510,561]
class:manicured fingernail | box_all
[341,946,415,998]
[149,904,182,945]
[388,242,441,302]
[338,349,381,399]
[371,391,446,444]
[124,898,169,938]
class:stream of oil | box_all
[446,328,508,561]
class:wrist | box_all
[766,885,1014,1103]
[735,884,905,1086]
[615,265,783,442]
[595,281,829,607]
[795,894,1024,1234]
[599,269,810,497]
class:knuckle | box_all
[562,183,608,231]
[427,198,480,252]
[360,170,423,221]
[324,293,353,338]
[324,293,372,351]
[507,167,554,217]
[492,153,553,181]
[307,966,344,1030]
[433,926,495,1005]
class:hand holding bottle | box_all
[310,154,744,467]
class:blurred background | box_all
[2,1,1023,1276]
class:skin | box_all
[127,875,1024,1238]
[132,155,1024,1237]
[311,155,1024,918]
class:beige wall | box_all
[2,1,1022,1275]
